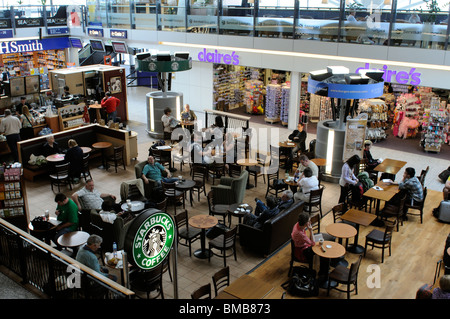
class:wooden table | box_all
[374,158,407,177]
[57,231,90,252]
[120,201,145,213]
[89,104,103,123]
[227,203,253,227]
[28,217,60,244]
[312,241,346,289]
[46,153,65,163]
[284,178,298,193]
[188,214,218,259]
[364,181,400,225]
[326,223,357,267]
[81,146,92,154]
[278,141,296,148]
[237,158,258,189]
[92,141,112,170]
[340,209,377,254]
[223,274,274,299]
[311,158,327,167]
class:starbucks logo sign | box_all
[128,210,175,270]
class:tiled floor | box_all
[20,86,449,299]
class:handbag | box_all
[281,266,319,297]
[31,216,52,231]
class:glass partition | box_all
[340,0,392,45]
[160,0,187,32]
[87,0,108,27]
[134,1,158,30]
[296,0,341,41]
[109,0,132,29]
[187,0,218,34]
[220,0,255,36]
[256,0,295,38]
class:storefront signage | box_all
[308,78,384,99]
[125,210,175,270]
[87,28,104,37]
[198,48,240,65]
[110,29,127,39]
[47,27,69,35]
[356,63,421,86]
[0,30,13,39]
[0,38,70,54]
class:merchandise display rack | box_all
[58,104,86,131]
[0,167,28,231]
[421,97,449,153]
[280,84,290,125]
[359,99,388,142]
[265,83,281,123]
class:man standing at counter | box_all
[101,91,120,123]
[0,109,21,163]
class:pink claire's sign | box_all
[198,48,240,65]
[356,63,421,85]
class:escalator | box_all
[79,44,117,66]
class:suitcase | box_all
[438,200,450,223]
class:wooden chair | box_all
[191,283,211,299]
[80,154,92,182]
[265,170,288,198]
[288,239,312,277]
[174,210,201,256]
[380,195,406,231]
[419,166,429,186]
[191,164,207,201]
[364,220,397,263]
[310,213,335,242]
[228,163,242,178]
[404,187,427,224]
[106,145,126,173]
[246,152,267,187]
[327,255,363,299]
[208,227,238,267]
[49,162,72,192]
[129,263,166,299]
[161,181,185,214]
[151,148,170,169]
[212,266,230,297]
[208,162,226,185]
[304,185,325,218]
[155,198,167,212]
[207,190,229,225]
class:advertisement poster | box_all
[343,113,368,162]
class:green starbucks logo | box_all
[132,212,174,270]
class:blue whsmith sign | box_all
[0,37,70,54]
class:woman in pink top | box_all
[291,212,315,262]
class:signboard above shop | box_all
[0,37,70,54]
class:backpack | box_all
[438,167,450,184]
[358,171,374,192]
[351,182,364,203]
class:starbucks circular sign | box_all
[125,209,175,270]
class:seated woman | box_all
[291,211,315,263]
[42,134,62,157]
[363,140,380,171]
[294,167,319,203]
[65,139,84,184]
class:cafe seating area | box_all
[13,118,450,300]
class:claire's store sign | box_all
[0,38,70,54]
[198,48,240,65]
[356,63,421,85]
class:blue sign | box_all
[0,30,13,39]
[87,28,104,37]
[48,27,69,35]
[110,29,127,39]
[0,38,70,54]
[308,78,384,99]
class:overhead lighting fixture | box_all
[175,52,189,59]
[358,69,385,82]
[345,74,369,84]
[327,66,349,75]
[157,51,171,61]
[310,69,332,81]
[136,52,151,60]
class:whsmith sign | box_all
[0,38,70,54]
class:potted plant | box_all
[421,0,441,23]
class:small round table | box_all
[284,178,298,193]
[57,231,90,256]
[227,203,253,227]
[188,214,218,259]
[237,159,258,189]
[92,142,112,169]
[81,146,92,154]
[325,223,357,267]
[278,141,296,148]
[89,104,103,123]
[120,201,145,214]
[312,241,346,289]
[46,154,65,163]
[175,179,196,206]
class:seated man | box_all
[390,167,423,217]
[254,190,293,216]
[72,179,118,211]
[42,134,62,157]
[53,193,79,246]
[244,195,280,229]
[141,155,177,186]
[76,234,117,281]
[293,155,319,180]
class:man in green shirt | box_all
[53,193,79,246]
[141,155,177,186]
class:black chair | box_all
[49,162,72,192]
[106,145,126,173]
[419,166,429,186]
[212,266,230,297]
[246,152,267,187]
[310,213,335,242]
[129,263,166,299]
[364,220,397,263]
[80,154,92,182]
[208,162,226,185]
[380,195,406,231]
[266,170,288,198]
[191,164,207,201]
[288,239,312,277]
[151,148,170,169]
[327,255,363,299]
[207,191,229,225]
[174,210,201,257]
[404,187,427,224]
[208,227,238,267]
[304,185,325,218]
[228,163,242,178]
[161,180,185,214]
[191,283,212,299]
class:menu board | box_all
[342,113,368,162]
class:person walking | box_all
[0,109,21,163]
[101,91,120,123]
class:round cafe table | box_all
[227,203,253,227]
[312,241,346,289]
[237,158,258,189]
[175,179,196,207]
[189,214,218,259]
[89,104,103,123]
[92,141,112,169]
[120,201,145,214]
[46,153,65,163]
[81,146,92,154]
[57,231,90,256]
[325,223,357,267]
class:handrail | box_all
[204,109,250,122]
[0,218,135,297]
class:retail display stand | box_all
[359,99,388,142]
[394,93,422,138]
[280,84,290,125]
[421,97,449,153]
[244,76,264,114]
[264,83,281,123]
[58,104,86,131]
[0,167,28,231]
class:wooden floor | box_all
[242,189,448,299]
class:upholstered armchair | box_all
[211,170,248,205]
[134,161,158,199]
